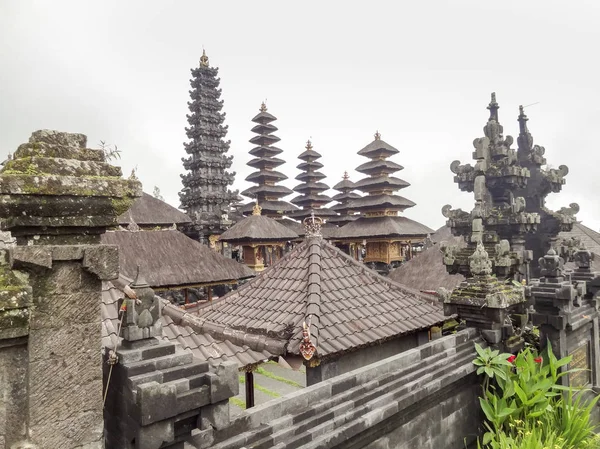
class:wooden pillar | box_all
[245,371,255,409]
[207,286,213,302]
[184,288,189,305]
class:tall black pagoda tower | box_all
[240,103,297,218]
[289,140,336,221]
[179,50,239,243]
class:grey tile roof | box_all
[118,192,191,226]
[559,222,600,258]
[334,216,434,239]
[101,229,255,288]
[389,226,466,292]
[219,215,299,243]
[193,237,446,361]
[101,278,272,370]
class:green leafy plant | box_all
[473,341,599,448]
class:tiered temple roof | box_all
[179,50,239,242]
[327,171,361,226]
[241,103,297,217]
[336,132,432,240]
[289,140,337,221]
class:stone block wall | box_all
[199,328,483,449]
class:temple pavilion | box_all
[219,203,298,271]
[335,132,433,273]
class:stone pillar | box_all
[0,130,141,449]
[529,249,599,388]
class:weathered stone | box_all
[200,401,230,430]
[209,362,239,403]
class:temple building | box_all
[193,217,445,390]
[335,132,433,273]
[179,50,239,244]
[104,191,254,305]
[219,203,298,271]
[289,140,337,222]
[240,103,297,218]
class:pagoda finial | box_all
[252,200,262,216]
[343,171,349,180]
[487,92,499,122]
[305,139,313,150]
[374,130,381,141]
[200,49,209,67]
[260,101,267,112]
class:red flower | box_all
[507,355,516,363]
[534,356,543,364]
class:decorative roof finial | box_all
[300,316,317,361]
[343,171,349,180]
[518,104,529,134]
[374,130,381,140]
[252,200,262,216]
[305,139,313,150]
[200,49,209,67]
[260,101,267,112]
[487,92,499,122]
[303,212,323,238]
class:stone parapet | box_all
[103,338,238,449]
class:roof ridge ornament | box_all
[374,130,381,141]
[252,201,262,216]
[305,139,313,151]
[343,171,349,180]
[303,212,323,238]
[259,101,267,112]
[200,48,209,67]
[300,316,317,361]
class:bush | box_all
[473,342,599,448]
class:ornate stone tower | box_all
[441,95,532,350]
[289,140,336,222]
[240,103,296,218]
[444,93,577,279]
[513,105,577,276]
[179,50,239,244]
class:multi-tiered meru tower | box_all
[289,140,336,222]
[240,103,297,218]
[179,50,239,244]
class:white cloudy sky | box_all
[1,1,599,231]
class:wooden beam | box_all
[245,371,255,409]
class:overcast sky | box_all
[1,1,599,231]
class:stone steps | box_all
[209,331,481,449]
[249,346,477,449]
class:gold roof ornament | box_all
[252,201,262,216]
[259,101,268,112]
[374,130,381,141]
[305,139,313,150]
[200,49,209,67]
